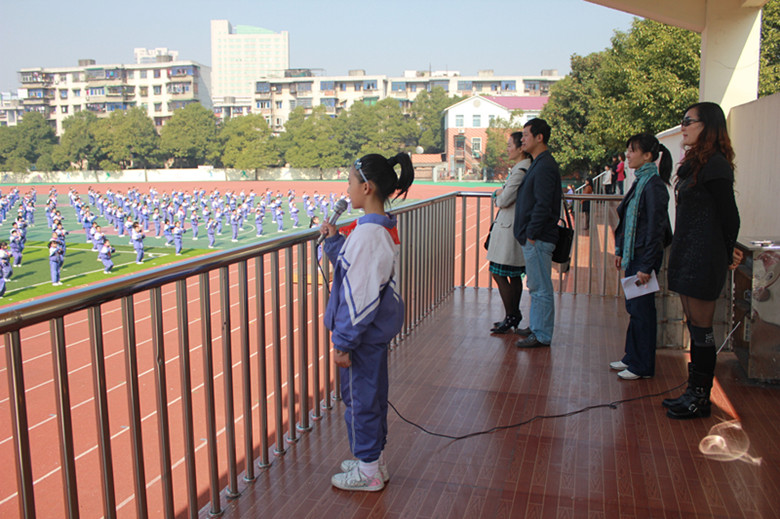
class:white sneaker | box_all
[341,459,390,483]
[331,465,384,492]
[617,369,652,380]
[610,361,628,371]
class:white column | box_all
[700,1,763,114]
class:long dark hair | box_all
[679,102,735,186]
[625,133,672,184]
[354,152,415,203]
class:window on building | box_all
[139,87,148,97]
[409,83,417,92]
[455,114,464,127]
[256,82,270,93]
[61,105,69,114]
[489,115,496,125]
[153,85,161,95]
[127,71,134,79]
[140,70,147,79]
[154,103,162,112]
[472,115,481,127]
[455,135,465,150]
[391,82,406,92]
[276,101,282,109]
[74,105,82,113]
[153,69,161,78]
[320,81,335,91]
[472,137,482,157]
[457,81,472,91]
[501,80,516,91]
[59,90,68,99]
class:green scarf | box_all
[620,162,658,270]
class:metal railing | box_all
[1,189,627,519]
[455,191,625,296]
[0,194,456,519]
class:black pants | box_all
[621,262,657,376]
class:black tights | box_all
[681,295,717,375]
[492,274,523,318]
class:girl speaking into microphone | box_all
[319,152,414,492]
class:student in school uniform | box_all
[206,218,217,248]
[0,241,12,279]
[99,239,116,273]
[131,222,145,264]
[254,208,264,237]
[172,221,185,255]
[163,220,174,246]
[230,209,240,242]
[190,211,200,240]
[49,239,63,286]
[9,229,22,267]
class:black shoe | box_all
[515,334,550,348]
[662,363,694,408]
[491,315,520,334]
[666,368,712,419]
[516,327,532,336]
[493,311,522,329]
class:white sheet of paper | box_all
[621,270,660,300]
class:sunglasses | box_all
[681,117,702,127]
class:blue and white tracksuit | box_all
[323,213,404,463]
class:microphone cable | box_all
[386,380,686,442]
[386,324,740,442]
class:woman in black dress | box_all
[664,102,742,419]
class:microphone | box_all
[316,198,348,244]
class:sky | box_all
[0,0,639,93]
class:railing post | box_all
[88,305,117,519]
[4,330,35,519]
[218,266,240,497]
[270,251,287,454]
[149,287,175,518]
[175,279,198,517]
[254,256,272,468]
[297,242,312,432]
[285,248,299,444]
[121,295,148,519]
[199,273,222,515]
[49,317,79,519]
[237,261,255,482]
[309,240,323,421]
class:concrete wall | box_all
[729,92,780,239]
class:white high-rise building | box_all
[210,20,289,104]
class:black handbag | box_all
[552,202,574,267]
[483,221,494,250]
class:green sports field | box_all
[0,193,334,306]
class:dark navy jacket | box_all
[513,149,562,245]
[614,175,671,275]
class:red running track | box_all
[0,179,494,518]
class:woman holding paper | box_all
[612,133,672,380]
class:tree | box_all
[0,112,58,172]
[482,112,526,179]
[220,113,279,168]
[541,19,700,175]
[279,106,343,167]
[760,0,780,97]
[339,98,417,159]
[410,87,463,153]
[57,111,100,169]
[159,103,219,168]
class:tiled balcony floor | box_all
[212,288,780,519]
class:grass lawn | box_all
[0,194,339,307]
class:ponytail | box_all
[626,133,672,184]
[355,152,416,203]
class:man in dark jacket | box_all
[513,119,561,348]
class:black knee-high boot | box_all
[666,326,715,419]
[662,322,695,409]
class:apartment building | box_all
[0,91,24,127]
[248,69,561,133]
[17,57,211,135]
[442,95,550,179]
[211,20,289,104]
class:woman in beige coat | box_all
[487,132,531,333]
